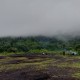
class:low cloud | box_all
[0,0,80,37]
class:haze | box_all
[0,0,80,37]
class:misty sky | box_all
[0,0,80,37]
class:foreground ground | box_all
[0,54,80,80]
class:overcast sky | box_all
[0,0,80,37]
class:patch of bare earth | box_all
[0,56,6,59]
[0,65,80,80]
[0,54,80,80]
[0,68,50,80]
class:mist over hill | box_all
[0,0,80,54]
[0,36,79,54]
[0,0,80,37]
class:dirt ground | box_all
[0,54,80,80]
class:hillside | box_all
[0,36,80,55]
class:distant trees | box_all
[0,36,79,54]
[75,44,80,51]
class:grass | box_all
[55,62,80,68]
[72,73,80,78]
[0,52,25,56]
[0,57,54,72]
[1,54,80,79]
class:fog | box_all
[0,0,80,37]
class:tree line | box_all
[0,36,79,54]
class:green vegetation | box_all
[73,73,80,78]
[0,36,79,55]
[0,36,80,79]
[0,57,53,72]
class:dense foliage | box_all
[0,36,80,54]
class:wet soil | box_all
[0,54,80,80]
